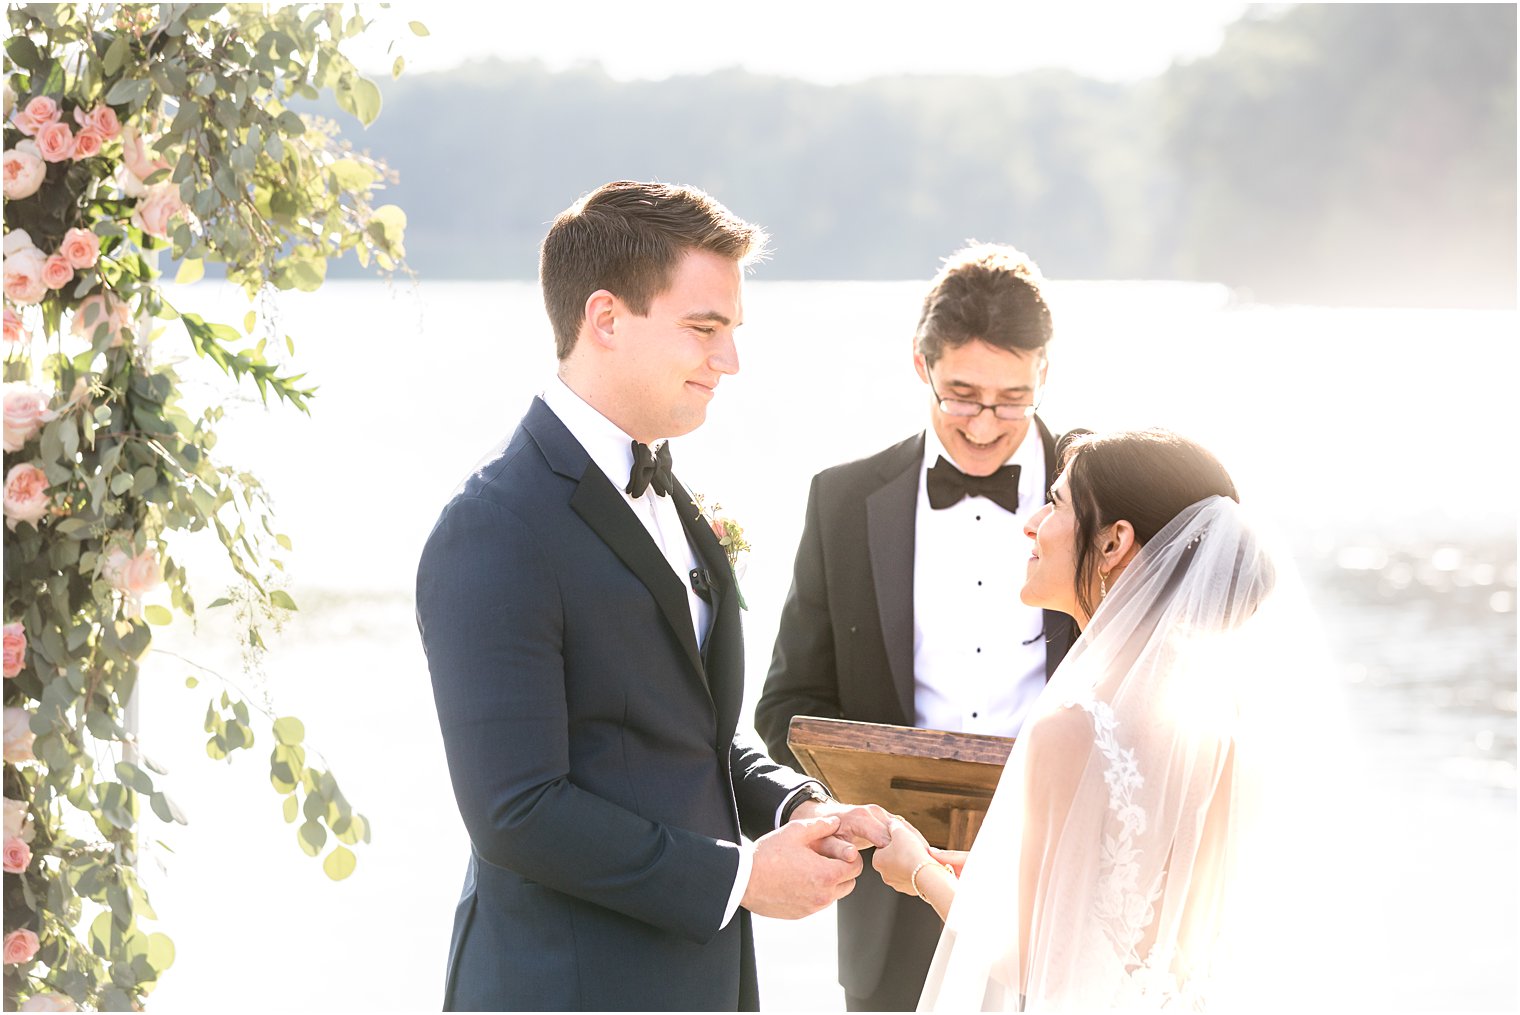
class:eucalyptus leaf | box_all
[272,716,305,745]
[322,845,357,881]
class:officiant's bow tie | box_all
[626,440,674,498]
[927,456,1021,513]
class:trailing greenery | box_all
[3,5,418,1009]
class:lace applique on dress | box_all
[1063,699,1208,1009]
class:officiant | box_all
[755,243,1080,1011]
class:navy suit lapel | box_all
[866,435,922,724]
[524,399,709,688]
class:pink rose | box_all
[20,995,78,1012]
[59,228,100,270]
[3,241,49,306]
[2,141,46,200]
[4,464,51,531]
[3,799,32,842]
[40,254,73,291]
[3,623,24,678]
[131,183,185,240]
[2,708,35,764]
[3,384,55,453]
[33,122,76,164]
[9,96,60,137]
[3,307,28,346]
[120,125,169,192]
[2,929,39,965]
[75,105,122,141]
[103,546,163,597]
[70,291,132,348]
[2,836,30,874]
[71,126,103,160]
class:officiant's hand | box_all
[788,799,893,853]
[743,815,862,919]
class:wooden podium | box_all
[786,716,1014,851]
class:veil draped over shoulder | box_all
[918,495,1337,1012]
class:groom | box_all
[417,181,891,1011]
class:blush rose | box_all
[59,228,101,270]
[70,291,132,348]
[2,836,31,874]
[33,121,76,163]
[2,140,46,200]
[3,231,49,306]
[3,384,55,453]
[41,254,74,291]
[131,183,185,240]
[2,707,35,764]
[3,307,28,345]
[4,464,52,531]
[9,96,60,137]
[2,929,39,965]
[3,623,24,678]
[102,546,163,597]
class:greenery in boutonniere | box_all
[690,493,750,610]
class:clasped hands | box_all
[741,799,964,920]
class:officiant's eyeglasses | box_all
[927,369,1042,421]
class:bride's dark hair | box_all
[1059,428,1240,619]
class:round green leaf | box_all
[143,605,173,626]
[272,716,305,745]
[322,845,357,881]
[298,819,326,857]
[147,932,176,973]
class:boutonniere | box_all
[691,493,750,610]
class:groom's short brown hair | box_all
[541,181,769,360]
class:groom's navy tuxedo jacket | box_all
[417,397,809,1011]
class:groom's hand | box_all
[742,815,862,920]
[788,799,893,852]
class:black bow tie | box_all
[626,440,673,498]
[926,456,1021,513]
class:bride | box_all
[871,428,1326,1011]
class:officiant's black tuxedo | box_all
[418,397,810,1012]
[755,417,1078,1009]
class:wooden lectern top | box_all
[786,716,1015,849]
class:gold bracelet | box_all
[910,859,954,900]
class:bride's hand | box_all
[929,847,969,876]
[871,818,933,896]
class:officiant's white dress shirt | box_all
[912,425,1048,738]
[543,379,813,929]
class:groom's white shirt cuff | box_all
[721,782,828,927]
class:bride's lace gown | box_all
[918,497,1325,1011]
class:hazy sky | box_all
[353,1,1254,83]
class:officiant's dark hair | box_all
[541,181,769,359]
[914,243,1053,364]
[1060,428,1240,619]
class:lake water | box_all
[125,279,1516,1011]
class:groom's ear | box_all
[584,290,618,351]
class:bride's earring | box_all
[1099,570,1109,599]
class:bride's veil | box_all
[918,495,1345,1011]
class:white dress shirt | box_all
[542,379,712,647]
[912,425,1048,737]
[543,379,814,929]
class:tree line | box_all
[330,3,1515,306]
